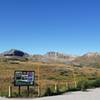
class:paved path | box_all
[0,88,100,100]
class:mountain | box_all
[45,51,77,60]
[32,51,77,63]
[72,52,100,66]
[0,49,29,58]
[83,52,100,58]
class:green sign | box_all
[14,71,35,86]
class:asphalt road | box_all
[0,88,100,100]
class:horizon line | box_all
[0,48,100,56]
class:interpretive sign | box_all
[14,71,35,86]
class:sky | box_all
[0,0,100,55]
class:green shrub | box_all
[44,87,53,96]
[94,78,100,87]
[77,80,88,91]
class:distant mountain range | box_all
[0,49,100,67]
[32,51,77,63]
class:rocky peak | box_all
[1,49,29,57]
[83,52,100,58]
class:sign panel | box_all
[14,71,35,86]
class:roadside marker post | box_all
[55,83,57,92]
[66,82,68,91]
[8,86,12,98]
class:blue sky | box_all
[0,0,100,55]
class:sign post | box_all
[18,86,21,96]
[27,85,29,97]
[38,65,40,97]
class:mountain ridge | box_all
[0,49,100,66]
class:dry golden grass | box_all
[0,60,100,97]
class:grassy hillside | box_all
[0,59,100,97]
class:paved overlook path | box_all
[0,88,100,100]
